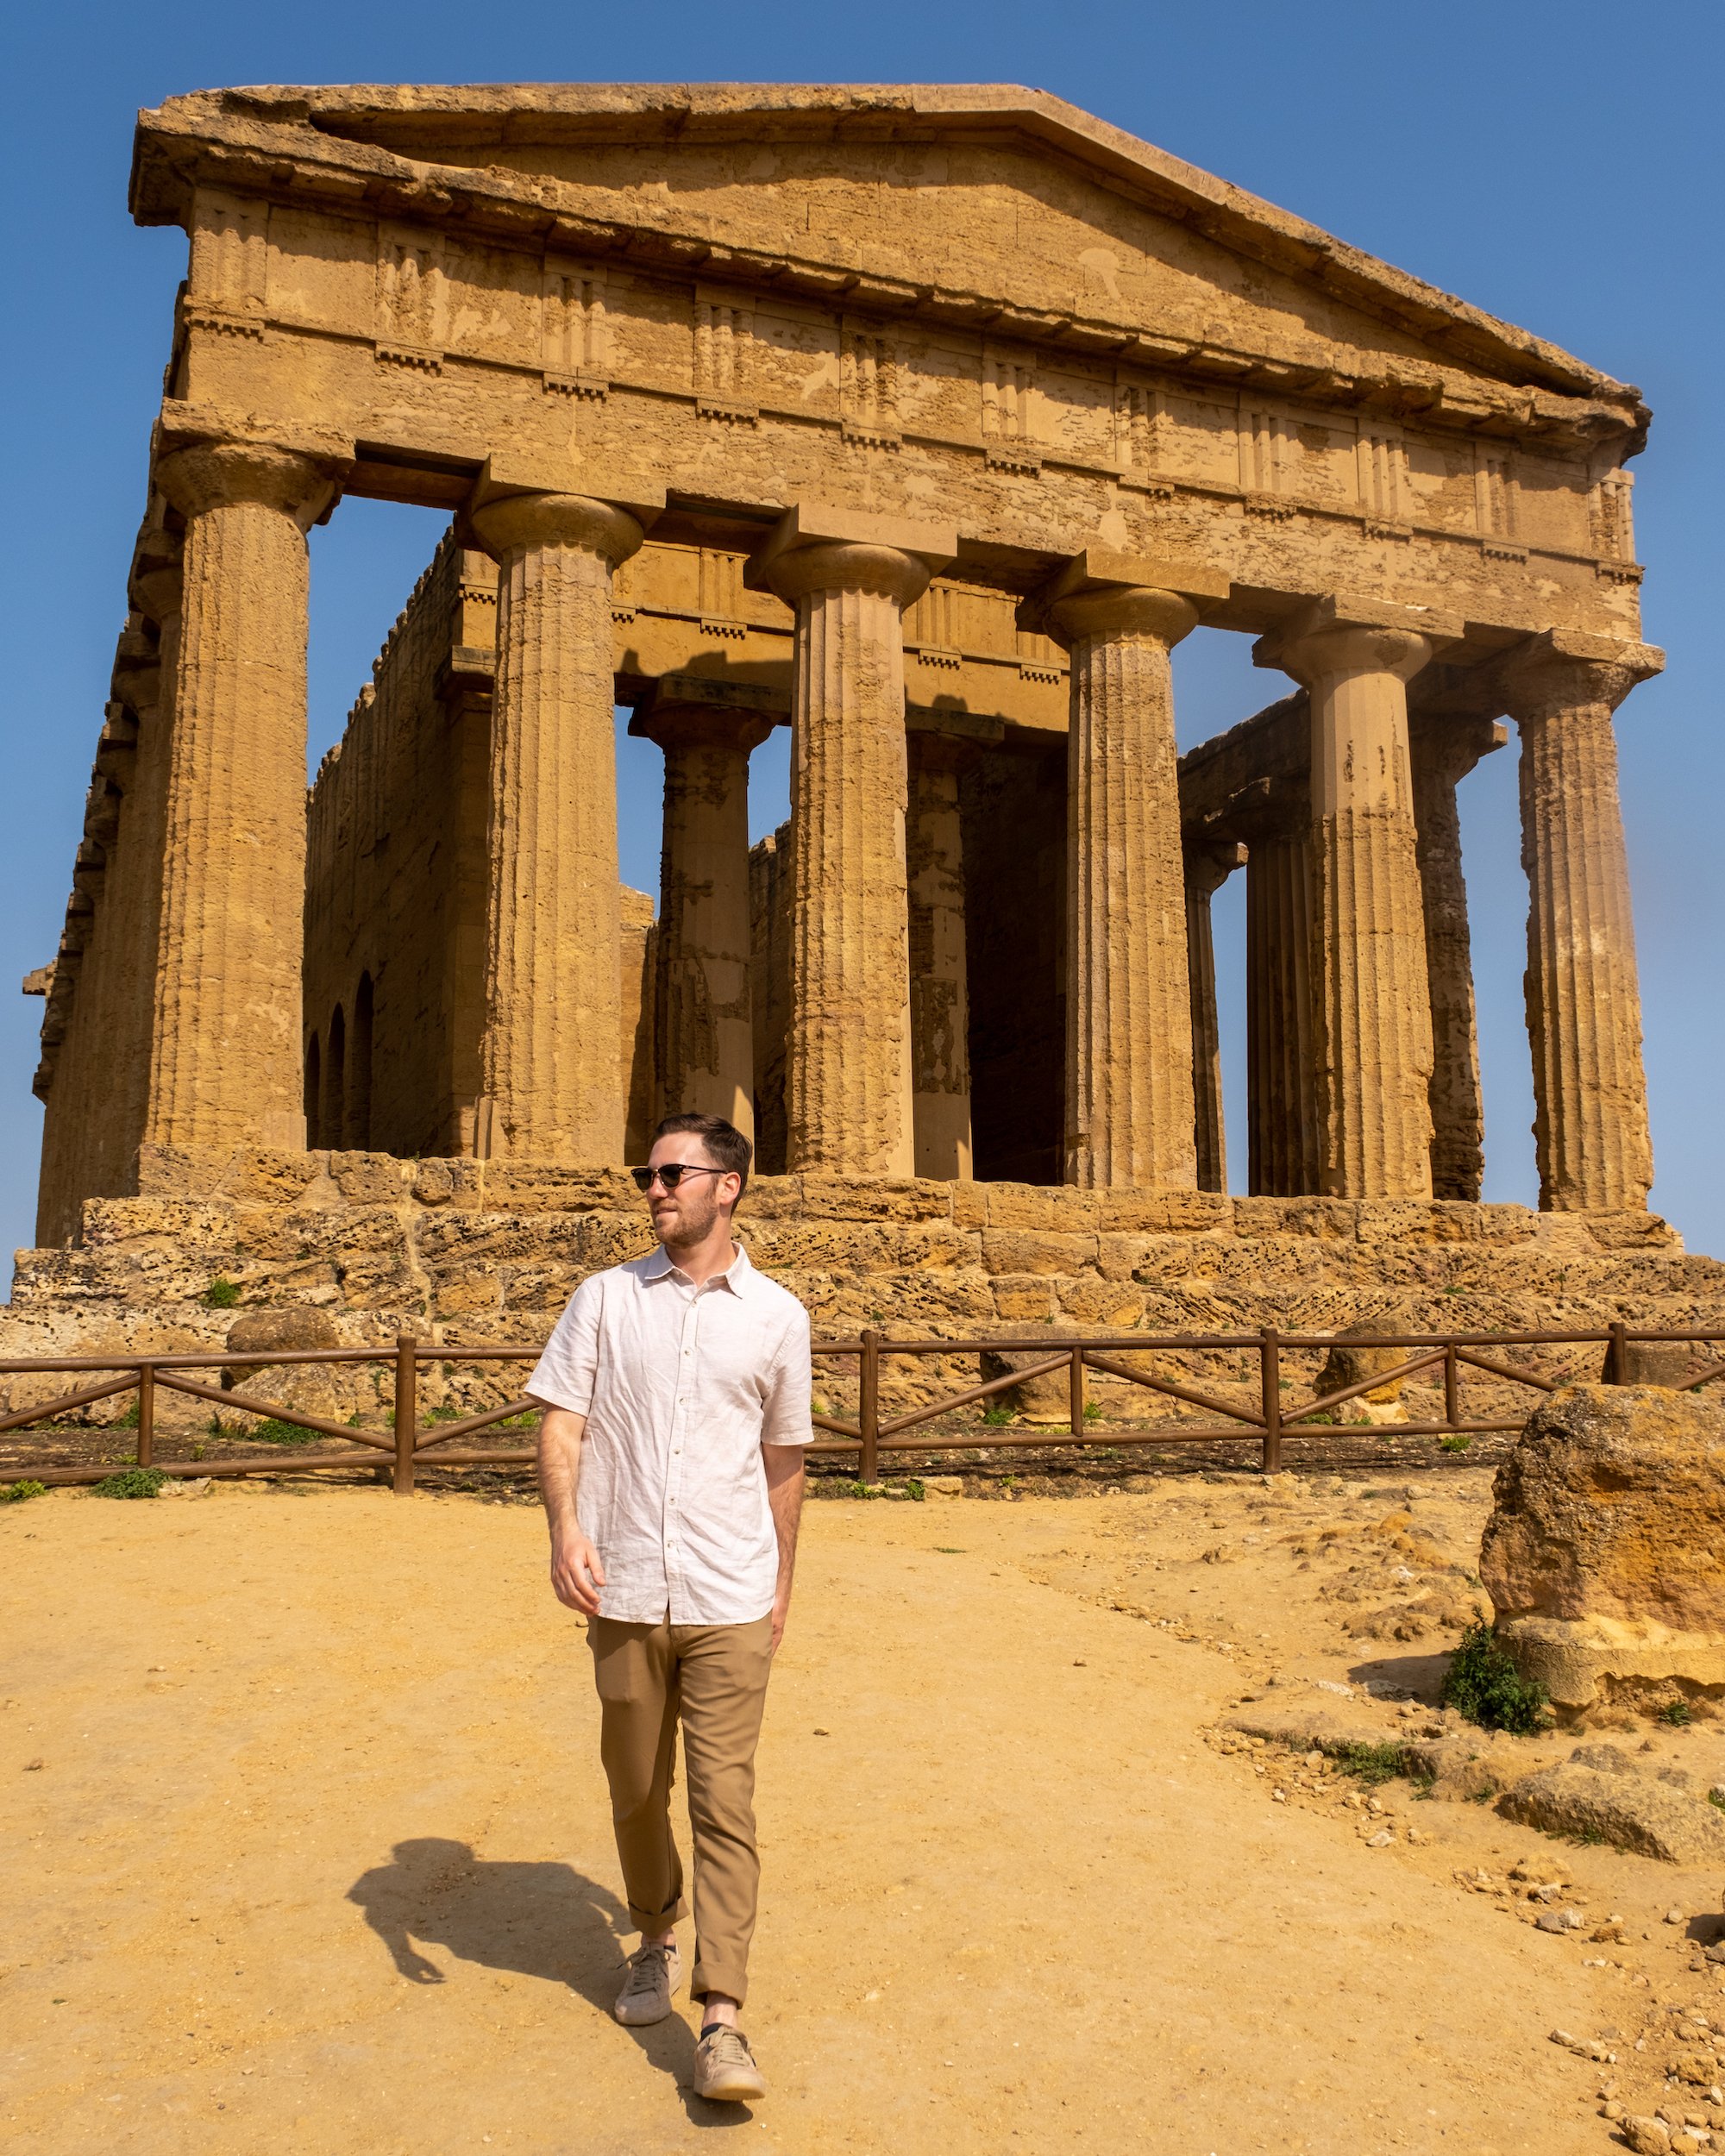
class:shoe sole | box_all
[695,2071,767,2103]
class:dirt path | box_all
[0,1482,1684,2153]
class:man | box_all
[526,1111,810,2105]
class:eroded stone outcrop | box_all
[1481,1384,1725,1714]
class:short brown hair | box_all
[651,1112,752,1196]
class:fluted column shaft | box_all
[1502,645,1654,1210]
[1409,720,1488,1200]
[637,700,770,1138]
[1052,586,1199,1188]
[147,444,336,1154]
[1245,830,1319,1197]
[765,542,927,1175]
[907,733,974,1180]
[1279,622,1438,1198]
[1183,842,1239,1194]
[468,490,643,1162]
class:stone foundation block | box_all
[979,1229,1099,1277]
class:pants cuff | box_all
[690,1951,748,2008]
[627,1894,688,1936]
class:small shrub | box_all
[202,1277,242,1310]
[249,1419,317,1448]
[901,1478,926,1502]
[1334,1740,1407,1786]
[1707,1789,1725,1814]
[1659,1698,1695,1728]
[1441,1615,1551,1735]
[1082,1401,1105,1424]
[982,1403,1013,1428]
[91,1468,168,1500]
[1,1480,47,1504]
[116,1399,141,1430]
[1438,1434,1472,1454]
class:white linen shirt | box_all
[525,1244,812,1625]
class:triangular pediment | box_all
[134,82,1640,435]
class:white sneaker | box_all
[693,2024,767,2103]
[613,1940,681,2026]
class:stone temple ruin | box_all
[11,82,1721,1363]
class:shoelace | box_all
[700,2028,753,2065]
[623,1946,674,1996]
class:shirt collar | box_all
[643,1242,751,1294]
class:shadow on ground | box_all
[348,1837,752,2127]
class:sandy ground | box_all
[4,1472,1722,2156]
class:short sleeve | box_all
[525,1274,603,1415]
[759,1301,813,1448]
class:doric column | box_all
[631,680,775,1138]
[748,505,956,1176]
[468,483,647,1162]
[1256,597,1459,1200]
[1245,829,1319,1196]
[147,442,339,1154]
[906,727,975,1180]
[1497,630,1661,1211]
[1183,840,1243,1194]
[1035,549,1227,1188]
[1409,712,1503,1201]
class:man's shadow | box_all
[348,1839,749,2125]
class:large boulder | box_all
[1314,1308,1414,1423]
[1480,1384,1725,1715]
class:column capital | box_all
[1183,837,1247,900]
[1023,546,1226,650]
[1254,594,1462,686]
[745,502,956,610]
[1495,628,1665,721]
[468,487,645,568]
[155,440,341,532]
[628,674,780,754]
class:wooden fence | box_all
[2,1322,1722,1493]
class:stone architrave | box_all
[147,441,340,1155]
[1409,712,1502,1202]
[1245,827,1319,1198]
[906,727,975,1180]
[1482,1383,1725,1716]
[631,680,776,1139]
[1256,597,1460,1200]
[1033,549,1229,1190]
[748,505,956,1177]
[1183,840,1243,1194]
[1497,630,1661,1213]
[467,467,653,1163]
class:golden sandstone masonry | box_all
[14,80,1718,1363]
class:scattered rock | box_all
[1315,1313,1414,1412]
[1480,1384,1725,1716]
[1366,1829,1394,1846]
[159,1476,212,1500]
[223,1306,342,1385]
[1500,1745,1725,1864]
[922,1476,964,1497]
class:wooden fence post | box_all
[392,1334,417,1495]
[1604,1320,1629,1385]
[859,1330,881,1485]
[1259,1326,1282,1474]
[1443,1341,1459,1432]
[136,1363,154,1469]
[1070,1346,1086,1438]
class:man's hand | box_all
[764,1445,805,1658]
[769,1586,791,1658]
[549,1526,606,1615]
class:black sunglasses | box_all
[629,1163,728,1193]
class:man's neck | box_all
[660,1224,738,1288]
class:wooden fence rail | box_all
[1,1320,1722,1495]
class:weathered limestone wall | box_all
[304,531,656,1169]
[748,824,793,1175]
[4,1157,1718,1426]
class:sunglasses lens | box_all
[630,1163,687,1191]
[629,1167,655,1191]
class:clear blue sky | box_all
[2,1,1718,1274]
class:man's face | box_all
[643,1131,740,1249]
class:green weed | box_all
[202,1277,242,1310]
[91,1468,168,1500]
[1440,1615,1551,1735]
[248,1419,318,1448]
[982,1403,1014,1428]
[1438,1434,1472,1453]
[1,1480,47,1504]
[900,1479,926,1502]
[1082,1401,1105,1424]
[1659,1699,1695,1727]
[1333,1740,1408,1786]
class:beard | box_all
[656,1181,724,1253]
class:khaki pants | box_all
[587,1614,774,2005]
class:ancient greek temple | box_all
[30,83,1661,1247]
